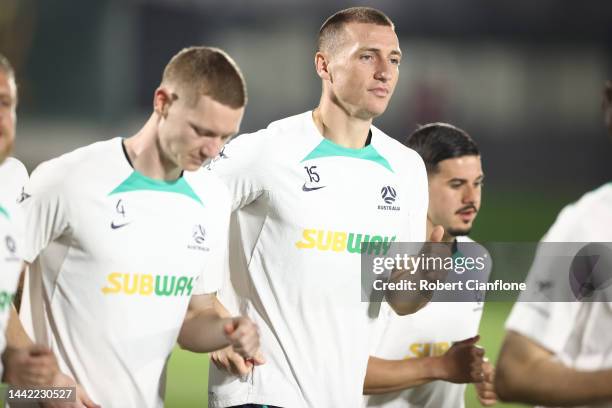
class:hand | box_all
[42,371,100,408]
[210,345,265,377]
[223,316,261,360]
[3,345,59,386]
[439,335,485,384]
[475,359,498,406]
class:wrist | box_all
[429,355,449,381]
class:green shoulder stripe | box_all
[0,205,9,220]
[301,139,393,172]
[109,171,203,205]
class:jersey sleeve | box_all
[505,302,581,354]
[19,160,72,263]
[206,129,270,211]
[504,203,582,354]
[192,181,231,295]
[409,151,428,242]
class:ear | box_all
[314,51,332,82]
[154,87,173,117]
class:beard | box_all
[447,227,472,238]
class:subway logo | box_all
[102,273,196,296]
[295,229,396,255]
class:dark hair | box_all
[162,46,247,108]
[318,7,394,53]
[405,123,480,173]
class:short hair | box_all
[162,46,246,109]
[318,7,394,53]
[405,123,480,174]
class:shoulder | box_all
[544,183,612,241]
[0,157,28,181]
[184,169,231,208]
[29,138,121,193]
[371,127,425,173]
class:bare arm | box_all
[496,330,612,405]
[386,226,448,315]
[178,293,259,358]
[364,336,484,395]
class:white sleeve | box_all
[409,151,428,242]
[206,129,270,211]
[505,203,582,353]
[19,160,72,263]
[505,302,581,354]
[192,181,231,295]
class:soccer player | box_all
[495,80,612,407]
[17,46,260,407]
[206,7,436,408]
[0,52,59,388]
[364,123,497,408]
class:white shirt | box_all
[207,112,429,408]
[506,183,612,408]
[19,138,230,408]
[365,236,488,408]
[0,157,28,378]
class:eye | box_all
[390,57,400,66]
[360,54,374,61]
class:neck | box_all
[313,95,372,149]
[123,114,181,181]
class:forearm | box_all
[497,358,612,405]
[364,356,446,395]
[385,268,431,315]
[6,306,34,349]
[177,308,231,353]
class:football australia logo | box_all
[188,224,210,252]
[4,235,19,262]
[378,185,400,211]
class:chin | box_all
[447,227,472,238]
[182,162,202,172]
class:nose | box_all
[462,185,478,205]
[374,59,393,83]
[201,137,224,159]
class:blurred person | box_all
[364,123,497,408]
[495,80,612,407]
[16,46,260,407]
[0,52,60,389]
[205,7,442,408]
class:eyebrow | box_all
[358,47,402,58]
[448,175,484,183]
[189,122,235,138]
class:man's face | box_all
[325,23,401,120]
[428,155,483,240]
[0,70,17,164]
[157,91,244,172]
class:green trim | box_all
[108,171,203,205]
[0,205,9,220]
[301,139,393,172]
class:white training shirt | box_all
[365,236,487,408]
[207,111,429,408]
[0,157,28,378]
[506,183,612,408]
[19,138,230,408]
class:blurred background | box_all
[2,0,612,406]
